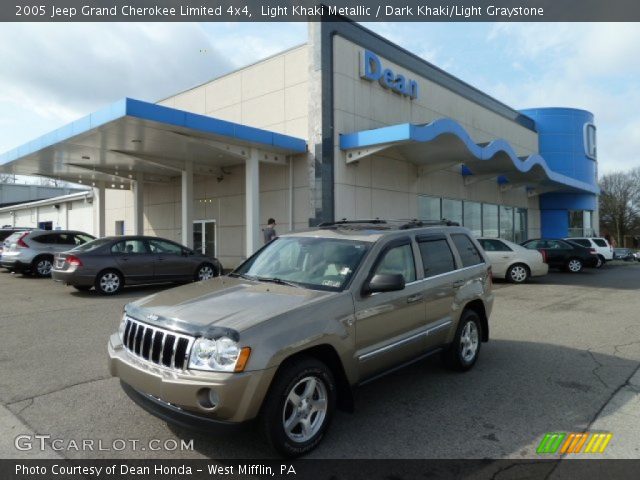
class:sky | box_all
[0,22,638,175]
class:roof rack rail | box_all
[318,218,388,228]
[398,219,460,229]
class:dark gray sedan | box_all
[51,236,223,294]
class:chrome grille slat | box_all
[122,317,194,371]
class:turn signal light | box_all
[234,347,252,373]
[67,255,83,267]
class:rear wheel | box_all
[506,263,529,284]
[443,310,482,371]
[95,270,123,295]
[566,258,583,273]
[595,255,605,268]
[261,357,335,457]
[31,256,53,277]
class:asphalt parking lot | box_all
[1,262,640,459]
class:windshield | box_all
[71,237,113,253]
[234,236,370,291]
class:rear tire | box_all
[31,256,54,278]
[443,310,482,372]
[506,263,529,284]
[95,270,123,295]
[596,255,605,268]
[566,258,583,273]
[260,357,336,458]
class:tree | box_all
[0,173,16,183]
[598,168,640,246]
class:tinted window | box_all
[56,234,77,245]
[593,239,608,247]
[71,238,112,252]
[32,234,57,244]
[570,239,591,247]
[418,238,456,277]
[523,240,545,249]
[149,239,183,254]
[374,244,416,283]
[478,239,512,252]
[451,234,483,267]
[548,240,571,249]
[111,240,148,254]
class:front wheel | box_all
[506,263,529,284]
[261,357,335,458]
[566,258,583,273]
[195,263,217,281]
[443,310,482,371]
[95,270,123,295]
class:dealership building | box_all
[0,21,599,268]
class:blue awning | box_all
[0,98,307,188]
[340,119,598,195]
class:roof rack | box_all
[318,218,387,228]
[317,218,460,231]
[397,219,460,229]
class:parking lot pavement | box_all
[1,263,639,459]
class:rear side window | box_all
[593,239,608,247]
[56,234,77,245]
[111,240,148,254]
[418,238,456,278]
[523,240,545,249]
[571,239,591,247]
[32,234,57,244]
[478,239,512,252]
[451,234,483,267]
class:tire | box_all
[595,255,605,269]
[31,256,54,278]
[95,270,124,295]
[195,263,217,281]
[506,263,529,284]
[566,258,583,273]
[443,310,482,372]
[260,357,336,458]
[72,285,92,292]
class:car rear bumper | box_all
[108,333,276,424]
[0,255,29,271]
[51,269,95,286]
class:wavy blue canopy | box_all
[340,118,598,195]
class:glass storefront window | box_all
[514,208,527,243]
[482,204,499,238]
[418,196,441,221]
[442,198,463,225]
[500,206,514,241]
[463,201,482,237]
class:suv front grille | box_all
[122,317,194,370]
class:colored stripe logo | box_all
[537,432,612,454]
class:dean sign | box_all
[360,50,418,100]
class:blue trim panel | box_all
[340,118,599,195]
[1,98,306,165]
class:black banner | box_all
[5,0,640,22]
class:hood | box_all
[125,276,336,337]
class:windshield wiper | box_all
[229,272,255,280]
[255,276,301,288]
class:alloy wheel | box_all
[100,272,121,293]
[36,259,52,276]
[510,265,528,283]
[460,321,479,363]
[568,259,582,272]
[282,376,328,443]
[197,265,215,281]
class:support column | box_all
[133,173,144,235]
[181,160,194,248]
[95,182,106,237]
[288,156,294,232]
[245,149,260,257]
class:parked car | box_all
[564,237,613,268]
[520,238,599,273]
[634,251,640,262]
[108,220,494,457]
[52,235,223,294]
[613,248,635,262]
[477,237,548,283]
[0,227,33,255]
[0,230,95,276]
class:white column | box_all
[95,182,106,237]
[288,156,294,232]
[133,173,144,235]
[245,149,260,257]
[181,160,194,248]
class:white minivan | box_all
[564,237,613,268]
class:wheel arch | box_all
[95,267,125,284]
[505,261,530,280]
[463,299,489,342]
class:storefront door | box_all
[193,220,216,256]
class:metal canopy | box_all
[340,119,598,195]
[0,98,307,189]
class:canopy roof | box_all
[340,119,598,195]
[0,98,307,189]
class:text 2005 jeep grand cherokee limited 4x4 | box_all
[108,220,494,457]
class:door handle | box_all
[407,293,424,304]
[501,256,510,259]
[452,280,465,289]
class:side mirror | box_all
[364,273,405,294]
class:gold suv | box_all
[108,220,494,457]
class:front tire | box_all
[506,263,529,284]
[31,256,53,278]
[566,258,583,273]
[443,310,482,372]
[195,263,217,281]
[261,357,336,458]
[95,270,123,295]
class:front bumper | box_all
[108,334,276,424]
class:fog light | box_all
[197,388,219,409]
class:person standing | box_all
[263,218,277,244]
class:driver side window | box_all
[373,244,416,283]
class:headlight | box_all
[118,314,127,342]
[188,337,251,373]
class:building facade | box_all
[0,20,599,268]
